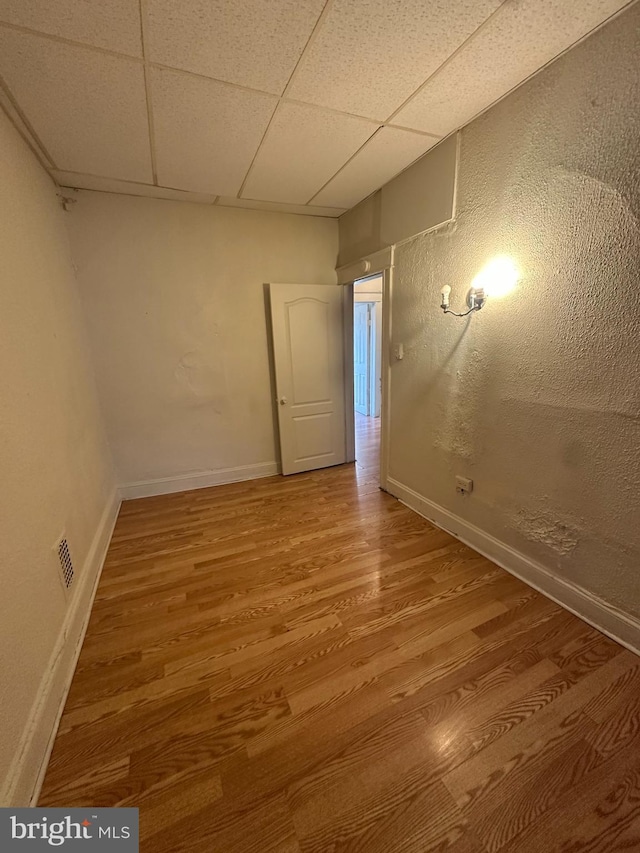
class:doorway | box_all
[353,274,383,479]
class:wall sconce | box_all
[440,256,518,318]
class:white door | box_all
[269,283,347,475]
[353,302,370,416]
[370,301,383,418]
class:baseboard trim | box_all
[387,477,640,656]
[120,461,280,500]
[1,488,121,807]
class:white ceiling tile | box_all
[53,172,218,204]
[0,1,142,56]
[242,102,378,205]
[287,0,502,120]
[0,30,152,180]
[146,0,325,94]
[151,67,277,196]
[394,0,632,136]
[312,127,440,209]
[218,197,346,218]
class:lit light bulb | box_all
[471,256,519,299]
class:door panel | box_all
[269,283,346,475]
[289,300,331,403]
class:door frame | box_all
[337,247,394,491]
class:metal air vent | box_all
[56,536,75,596]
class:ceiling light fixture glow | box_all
[440,256,519,318]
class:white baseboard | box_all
[1,488,121,807]
[387,477,640,656]
[119,461,280,500]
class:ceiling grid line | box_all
[384,122,441,140]
[61,185,218,205]
[235,99,284,200]
[0,98,55,176]
[241,101,381,205]
[147,61,280,99]
[0,16,446,137]
[0,0,634,215]
[0,20,142,63]
[305,125,386,205]
[384,0,512,125]
[391,0,640,138]
[0,68,57,169]
[306,123,444,209]
[49,167,188,186]
[281,96,382,129]
[139,0,159,185]
[281,0,334,98]
[393,0,640,140]
[236,0,334,200]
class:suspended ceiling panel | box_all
[241,102,378,204]
[0,0,142,55]
[0,28,152,182]
[312,126,440,209]
[51,172,218,205]
[393,0,634,136]
[145,0,325,94]
[0,0,633,215]
[151,67,277,196]
[287,0,503,120]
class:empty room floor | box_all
[39,451,640,851]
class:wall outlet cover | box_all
[456,476,473,495]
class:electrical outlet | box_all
[456,476,473,495]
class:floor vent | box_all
[56,536,75,596]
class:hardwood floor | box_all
[355,411,380,482]
[40,416,640,852]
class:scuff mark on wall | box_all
[174,350,224,410]
[511,509,579,556]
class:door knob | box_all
[279,397,287,405]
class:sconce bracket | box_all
[466,286,486,311]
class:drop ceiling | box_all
[0,0,633,217]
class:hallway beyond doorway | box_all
[355,412,380,482]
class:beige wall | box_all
[338,134,457,267]
[66,193,339,489]
[387,4,640,619]
[0,110,116,801]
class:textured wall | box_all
[389,5,640,617]
[66,193,338,486]
[0,110,115,795]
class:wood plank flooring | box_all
[40,415,640,851]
